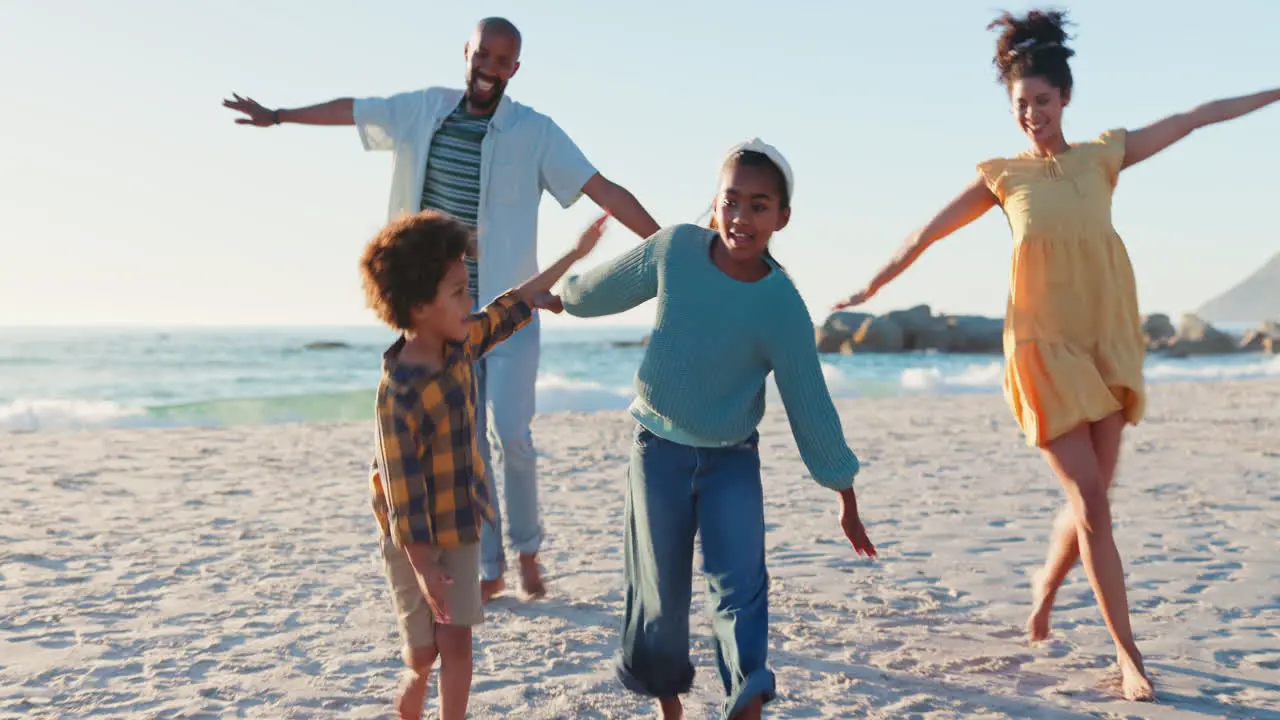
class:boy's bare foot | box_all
[658,697,683,719]
[518,553,546,599]
[1118,655,1155,701]
[396,670,428,720]
[480,576,505,604]
[1027,569,1054,641]
[731,696,763,720]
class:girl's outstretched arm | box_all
[768,290,876,556]
[1123,87,1280,170]
[833,177,997,309]
[559,226,665,318]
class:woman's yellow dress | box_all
[978,129,1146,448]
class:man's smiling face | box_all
[463,22,521,114]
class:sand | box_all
[1,380,1278,719]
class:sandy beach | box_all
[2,380,1277,719]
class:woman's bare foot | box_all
[518,553,546,599]
[1118,654,1155,701]
[396,670,428,720]
[658,697,683,719]
[1027,569,1055,641]
[480,576,505,604]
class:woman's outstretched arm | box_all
[834,176,997,309]
[1123,87,1280,170]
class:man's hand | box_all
[222,93,275,126]
[838,488,877,557]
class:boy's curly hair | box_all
[359,210,471,330]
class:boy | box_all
[360,209,609,720]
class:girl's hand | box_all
[574,212,611,259]
[842,514,876,557]
[838,489,877,557]
[833,286,874,310]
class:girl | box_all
[557,139,876,720]
[834,9,1278,702]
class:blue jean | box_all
[475,311,543,582]
[615,425,776,719]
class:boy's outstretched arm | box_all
[515,213,611,306]
[464,214,610,359]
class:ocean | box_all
[2,325,1278,433]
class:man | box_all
[224,17,659,601]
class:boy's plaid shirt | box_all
[370,290,533,548]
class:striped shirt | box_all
[420,102,489,301]
[369,291,534,548]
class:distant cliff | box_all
[1197,252,1280,324]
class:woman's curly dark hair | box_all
[989,9,1076,95]
[359,210,471,330]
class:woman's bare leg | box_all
[1040,419,1153,701]
[1029,412,1125,640]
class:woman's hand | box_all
[833,286,875,310]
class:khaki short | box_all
[378,536,483,657]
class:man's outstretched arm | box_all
[582,174,660,239]
[222,94,354,127]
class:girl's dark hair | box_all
[989,9,1075,95]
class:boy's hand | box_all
[404,544,455,624]
[838,488,877,557]
[573,212,611,260]
[531,293,564,314]
[418,566,454,624]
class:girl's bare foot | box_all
[1027,569,1054,641]
[1118,654,1155,701]
[480,576,505,604]
[518,553,546,599]
[658,697,683,719]
[396,670,428,720]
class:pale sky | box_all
[1,1,1276,328]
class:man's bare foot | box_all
[1119,656,1155,701]
[518,553,546,599]
[658,697,683,719]
[395,670,427,720]
[1027,569,1054,642]
[731,696,763,719]
[480,576,505,604]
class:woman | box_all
[835,9,1277,702]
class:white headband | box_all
[725,137,794,201]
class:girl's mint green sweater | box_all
[561,224,860,490]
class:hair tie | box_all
[1007,39,1061,61]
